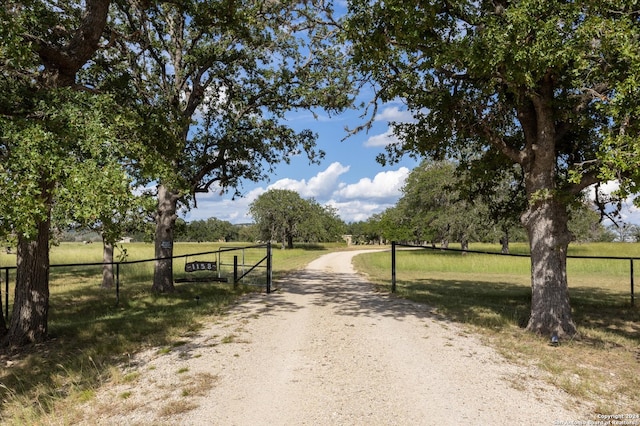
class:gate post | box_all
[391,241,397,293]
[631,259,635,307]
[233,255,239,288]
[266,242,272,294]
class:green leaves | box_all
[0,86,139,239]
[345,0,640,204]
[249,189,342,247]
[97,0,355,205]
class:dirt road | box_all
[82,250,587,425]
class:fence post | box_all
[631,259,635,307]
[233,255,238,288]
[5,268,9,319]
[115,263,120,306]
[266,242,272,294]
[391,241,397,293]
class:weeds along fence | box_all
[1,243,272,320]
[390,241,636,306]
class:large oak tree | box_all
[1,1,160,346]
[102,0,355,291]
[0,1,116,346]
[345,0,640,338]
[249,189,342,248]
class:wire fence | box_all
[1,243,272,320]
[390,241,636,306]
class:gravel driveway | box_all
[81,250,587,425]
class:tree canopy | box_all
[249,189,343,248]
[395,160,488,248]
[94,0,355,291]
[102,0,354,196]
[344,0,640,337]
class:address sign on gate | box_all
[185,261,217,272]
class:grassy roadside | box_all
[352,243,640,416]
[2,241,638,422]
[0,242,348,424]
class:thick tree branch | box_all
[568,170,601,195]
[36,0,111,87]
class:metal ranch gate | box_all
[1,243,273,320]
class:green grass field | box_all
[356,242,638,326]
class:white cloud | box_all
[375,105,414,123]
[365,104,428,149]
[186,186,263,223]
[363,104,415,148]
[334,167,409,201]
[586,181,640,225]
[269,162,350,198]
[588,181,620,198]
[183,163,410,224]
[363,128,401,148]
[187,195,249,223]
[619,205,640,224]
[327,199,398,223]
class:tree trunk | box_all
[460,237,469,254]
[102,238,114,289]
[500,229,510,254]
[287,234,294,249]
[153,185,179,292]
[522,199,577,338]
[513,78,578,339]
[5,218,51,346]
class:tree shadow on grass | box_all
[394,278,639,344]
[397,278,532,329]
[3,262,638,418]
[0,279,252,416]
[569,286,640,344]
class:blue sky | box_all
[176,1,420,225]
[183,101,419,224]
[179,90,640,228]
[171,0,640,228]
[181,100,640,226]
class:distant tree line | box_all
[52,162,631,249]
[346,160,618,249]
[48,158,635,254]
